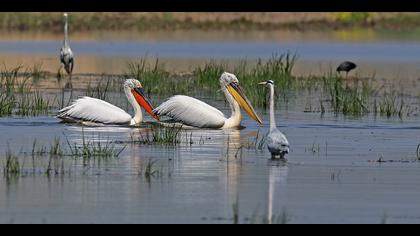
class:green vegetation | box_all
[138,159,162,182]
[66,130,126,159]
[130,125,184,146]
[3,150,21,177]
[333,12,374,24]
[1,13,420,31]
[0,65,51,117]
[243,130,267,151]
[0,54,418,119]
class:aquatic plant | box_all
[132,125,183,146]
[3,150,21,177]
[26,63,46,84]
[233,204,290,224]
[126,58,183,97]
[137,159,162,182]
[376,93,404,118]
[243,130,267,151]
[15,91,51,116]
[66,130,126,159]
[322,74,371,116]
[306,141,321,155]
[85,77,111,101]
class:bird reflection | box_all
[267,160,288,224]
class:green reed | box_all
[132,125,183,146]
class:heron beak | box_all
[132,87,160,121]
[227,82,263,124]
[258,82,267,85]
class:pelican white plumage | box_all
[259,80,289,159]
[57,79,160,125]
[154,72,262,129]
[60,13,74,88]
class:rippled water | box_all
[0,94,419,223]
[1,29,420,223]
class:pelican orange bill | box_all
[132,88,160,121]
[227,82,263,124]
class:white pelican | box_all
[259,80,289,159]
[153,72,262,129]
[60,13,74,88]
[57,79,160,125]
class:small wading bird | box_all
[60,13,74,89]
[259,80,289,160]
[154,72,262,129]
[336,61,357,77]
[57,79,160,125]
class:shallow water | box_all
[1,29,420,79]
[1,29,420,224]
[0,95,419,223]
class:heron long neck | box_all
[64,16,69,47]
[124,87,143,125]
[222,85,242,128]
[269,84,277,131]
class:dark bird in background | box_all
[336,61,357,77]
[60,13,74,89]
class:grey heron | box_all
[259,80,289,159]
[60,13,74,89]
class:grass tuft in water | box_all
[244,130,267,151]
[86,77,111,101]
[3,150,21,177]
[137,159,163,183]
[66,129,126,159]
[133,126,183,146]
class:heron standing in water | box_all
[336,61,357,78]
[60,13,74,89]
[259,80,289,160]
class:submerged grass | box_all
[3,150,21,177]
[131,125,183,146]
[0,65,51,117]
[243,130,267,151]
[66,130,126,159]
[0,54,417,118]
[322,73,371,116]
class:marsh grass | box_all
[131,126,183,146]
[0,65,51,117]
[3,150,21,177]
[4,134,122,177]
[26,63,46,84]
[306,142,321,155]
[126,58,186,96]
[322,74,372,116]
[138,159,162,182]
[376,93,405,118]
[15,91,51,116]
[65,130,126,159]
[232,203,290,224]
[244,130,267,151]
[0,54,416,118]
[86,77,111,100]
